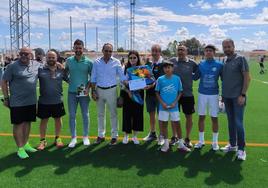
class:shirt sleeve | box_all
[91,61,97,83]
[116,61,127,81]
[240,56,249,72]
[2,63,13,81]
[178,76,183,92]
[192,64,200,81]
[155,78,160,92]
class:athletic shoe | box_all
[23,142,37,153]
[132,137,140,145]
[37,140,47,150]
[220,144,238,153]
[143,132,157,141]
[94,137,105,145]
[109,138,117,145]
[83,137,90,146]
[160,142,169,152]
[178,144,191,153]
[17,148,29,159]
[68,138,77,148]
[169,136,178,146]
[211,143,219,151]
[194,142,205,149]
[122,135,129,144]
[158,135,165,146]
[184,138,193,148]
[237,150,246,161]
[55,138,64,148]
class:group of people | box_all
[1,38,250,161]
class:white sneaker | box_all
[68,138,77,148]
[237,150,246,161]
[132,137,140,145]
[161,142,169,152]
[220,144,237,153]
[83,137,90,146]
[212,143,219,151]
[194,142,205,149]
[178,143,191,152]
[158,135,165,146]
[122,135,129,144]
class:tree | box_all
[117,47,125,52]
[179,37,205,55]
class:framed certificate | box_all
[129,78,147,91]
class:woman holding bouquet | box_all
[121,50,144,144]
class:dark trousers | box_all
[122,90,144,133]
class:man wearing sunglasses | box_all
[1,47,41,159]
[91,43,126,145]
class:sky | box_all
[0,0,268,52]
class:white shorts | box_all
[198,93,219,117]
[158,111,180,122]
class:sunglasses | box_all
[177,49,185,51]
[19,52,30,56]
[129,56,137,60]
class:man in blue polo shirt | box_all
[65,39,93,148]
[193,44,223,151]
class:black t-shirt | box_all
[146,61,165,96]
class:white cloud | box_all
[30,32,44,40]
[216,0,261,9]
[209,25,227,39]
[189,0,212,9]
[254,31,267,37]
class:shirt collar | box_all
[152,56,163,65]
[226,53,237,61]
[176,57,189,63]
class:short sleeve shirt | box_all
[170,57,198,97]
[2,60,41,107]
[222,54,249,98]
[38,66,65,104]
[65,55,93,93]
[155,75,183,112]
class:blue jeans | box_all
[223,97,246,150]
[68,92,90,138]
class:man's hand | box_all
[238,95,246,106]
[162,102,168,110]
[91,90,98,101]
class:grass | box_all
[0,61,268,188]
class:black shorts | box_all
[260,63,264,68]
[178,96,195,115]
[10,104,37,124]
[37,103,65,119]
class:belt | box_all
[97,85,117,90]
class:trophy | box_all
[77,84,86,97]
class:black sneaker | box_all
[184,137,193,148]
[169,136,178,146]
[109,138,117,145]
[143,132,157,141]
[94,137,105,145]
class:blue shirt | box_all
[155,74,183,112]
[194,59,223,95]
[65,55,93,93]
[91,56,126,87]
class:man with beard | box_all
[220,39,251,161]
[65,39,93,148]
[36,51,66,150]
[1,47,39,159]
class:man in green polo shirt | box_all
[65,39,93,148]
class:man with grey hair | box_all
[220,39,250,161]
[143,44,165,144]
[1,47,39,159]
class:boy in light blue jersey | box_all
[193,44,223,151]
[155,60,190,152]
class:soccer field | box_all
[0,61,267,188]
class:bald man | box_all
[1,47,41,159]
[36,51,67,150]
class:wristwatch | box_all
[241,93,246,97]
